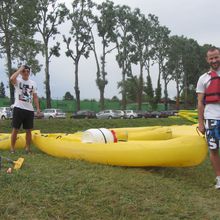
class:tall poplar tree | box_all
[92,0,117,110]
[36,0,67,108]
[63,0,94,111]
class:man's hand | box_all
[19,65,25,73]
[198,123,205,134]
[36,109,41,117]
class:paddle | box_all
[0,156,24,170]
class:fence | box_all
[0,98,168,112]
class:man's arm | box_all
[10,66,24,85]
[197,93,205,134]
[33,93,40,114]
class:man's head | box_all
[206,47,220,71]
[21,65,31,80]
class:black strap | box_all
[98,129,107,143]
[210,76,220,80]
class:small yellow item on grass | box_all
[13,157,24,170]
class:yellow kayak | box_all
[178,110,198,123]
[0,133,26,150]
[32,125,208,167]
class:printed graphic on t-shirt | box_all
[19,82,34,103]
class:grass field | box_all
[0,118,219,220]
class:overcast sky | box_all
[0,0,219,100]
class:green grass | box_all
[0,118,219,220]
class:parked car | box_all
[143,111,169,118]
[43,108,66,119]
[70,110,96,119]
[124,110,138,119]
[160,111,172,118]
[115,110,125,119]
[134,110,146,118]
[96,110,123,119]
[0,107,12,120]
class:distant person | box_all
[196,46,220,189]
[10,65,40,153]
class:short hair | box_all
[207,46,220,55]
[24,65,30,71]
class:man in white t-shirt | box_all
[196,47,220,189]
[10,65,40,153]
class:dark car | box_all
[142,111,161,118]
[141,111,152,118]
[71,110,96,119]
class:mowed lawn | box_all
[0,118,219,220]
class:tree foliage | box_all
[0,82,6,98]
[91,0,117,110]
[63,91,74,100]
[0,0,39,103]
[36,0,68,108]
[63,0,94,111]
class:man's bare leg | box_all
[11,128,18,153]
[25,129,32,153]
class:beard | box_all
[210,61,220,70]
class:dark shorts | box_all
[12,107,34,130]
[205,119,220,150]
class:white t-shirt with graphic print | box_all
[196,70,220,120]
[13,77,37,112]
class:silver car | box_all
[0,107,12,120]
[124,110,138,119]
[96,110,123,119]
[43,108,66,119]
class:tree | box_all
[167,35,185,109]
[129,9,153,110]
[90,0,117,110]
[121,75,139,103]
[181,38,204,108]
[0,0,39,103]
[114,4,133,110]
[144,74,154,107]
[167,36,205,109]
[63,91,74,100]
[0,82,6,98]
[36,0,67,108]
[63,0,94,111]
[111,96,119,102]
[152,23,171,109]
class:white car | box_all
[43,108,66,119]
[96,110,123,119]
[124,110,138,119]
[115,110,125,119]
[0,107,12,120]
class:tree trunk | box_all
[164,79,168,110]
[121,43,127,110]
[45,46,51,108]
[74,59,80,111]
[183,72,188,109]
[99,42,106,110]
[121,66,127,110]
[99,86,105,110]
[7,54,14,104]
[5,36,14,104]
[176,81,180,110]
[137,63,144,110]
